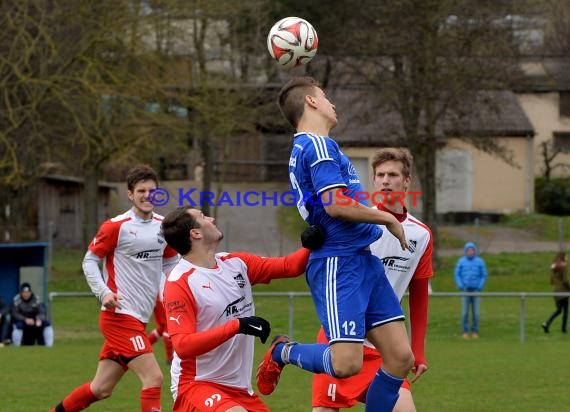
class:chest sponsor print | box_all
[381,256,412,273]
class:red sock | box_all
[162,334,173,364]
[141,387,161,412]
[60,382,99,411]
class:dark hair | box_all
[371,148,413,178]
[161,206,200,255]
[277,76,321,129]
[126,165,159,192]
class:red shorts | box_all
[98,311,152,370]
[312,328,411,408]
[174,381,269,412]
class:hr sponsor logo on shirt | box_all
[218,296,253,319]
[131,248,163,260]
[380,256,412,273]
[148,187,421,208]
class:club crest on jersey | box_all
[348,163,357,176]
[408,240,417,253]
[234,273,246,288]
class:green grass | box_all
[500,212,570,242]
[2,249,567,411]
[438,227,467,249]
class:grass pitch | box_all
[1,249,566,411]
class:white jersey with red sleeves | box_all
[370,208,433,300]
[89,209,178,323]
[165,250,298,399]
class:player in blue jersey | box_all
[257,76,414,412]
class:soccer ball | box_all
[267,17,318,69]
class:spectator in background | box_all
[454,242,487,339]
[11,282,54,346]
[0,296,11,345]
[541,251,569,334]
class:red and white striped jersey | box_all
[87,209,178,323]
[163,249,309,400]
[370,207,433,299]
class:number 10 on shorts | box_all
[129,335,146,351]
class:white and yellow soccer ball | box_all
[267,17,318,69]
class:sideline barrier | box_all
[49,291,570,343]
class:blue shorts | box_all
[307,251,404,343]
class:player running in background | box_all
[160,206,311,412]
[257,76,414,412]
[312,148,433,412]
[50,165,179,412]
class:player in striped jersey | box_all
[312,149,433,412]
[257,77,414,412]
[50,165,179,412]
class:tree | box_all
[149,0,271,216]
[0,1,65,240]
[540,139,569,181]
[279,0,526,257]
[540,0,570,55]
[46,1,192,242]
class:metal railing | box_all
[49,291,570,343]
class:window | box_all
[553,132,570,151]
[559,92,570,118]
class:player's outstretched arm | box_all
[321,188,408,250]
[230,248,310,285]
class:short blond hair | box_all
[371,148,413,178]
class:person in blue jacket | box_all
[454,242,487,339]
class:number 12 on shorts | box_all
[342,320,356,335]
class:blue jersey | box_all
[288,132,381,257]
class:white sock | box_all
[12,328,23,346]
[43,326,54,347]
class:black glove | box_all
[301,225,326,250]
[238,316,271,343]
